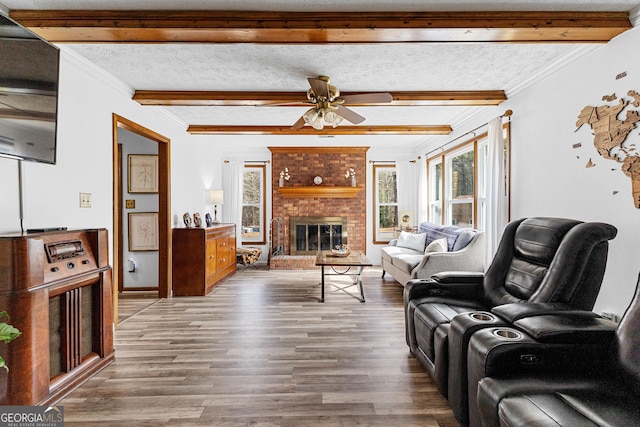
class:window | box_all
[427,123,510,231]
[373,164,398,243]
[446,146,475,227]
[476,125,510,231]
[428,158,443,224]
[241,165,266,244]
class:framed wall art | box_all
[128,212,159,251]
[128,154,159,193]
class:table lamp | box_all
[208,189,224,224]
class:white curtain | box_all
[485,116,508,267]
[396,160,417,227]
[222,160,243,245]
[416,158,428,224]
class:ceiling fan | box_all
[292,76,393,130]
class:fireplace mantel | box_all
[277,186,363,198]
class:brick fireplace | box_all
[269,146,368,269]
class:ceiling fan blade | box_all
[340,92,393,104]
[258,100,314,107]
[336,105,366,124]
[307,77,329,99]
[291,116,306,130]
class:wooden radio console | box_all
[0,228,114,405]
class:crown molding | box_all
[505,44,599,99]
[59,46,133,98]
[58,46,187,131]
[630,6,640,27]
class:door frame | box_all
[112,114,171,323]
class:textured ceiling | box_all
[2,0,640,149]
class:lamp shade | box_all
[208,189,224,205]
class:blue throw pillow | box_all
[452,229,477,251]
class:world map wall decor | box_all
[576,89,640,208]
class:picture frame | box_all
[128,212,159,251]
[128,154,159,193]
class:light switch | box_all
[80,192,91,208]
[125,199,135,209]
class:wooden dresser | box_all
[171,224,236,296]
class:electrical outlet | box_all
[79,192,92,208]
[125,199,135,209]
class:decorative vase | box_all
[279,177,284,187]
[351,175,356,187]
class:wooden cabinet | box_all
[172,224,236,296]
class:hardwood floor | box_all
[118,291,160,323]
[61,266,459,426]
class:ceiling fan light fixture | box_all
[306,88,316,102]
[303,108,320,125]
[328,84,339,101]
[323,108,343,127]
[311,115,324,130]
[293,76,391,130]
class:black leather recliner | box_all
[403,217,617,424]
[446,218,617,427]
[466,305,617,427]
[476,273,640,427]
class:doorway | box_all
[112,114,171,325]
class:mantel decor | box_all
[277,186,362,198]
[345,167,356,187]
[279,168,290,187]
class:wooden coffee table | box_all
[315,251,372,303]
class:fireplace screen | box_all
[290,216,348,255]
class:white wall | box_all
[447,26,640,319]
[0,48,221,266]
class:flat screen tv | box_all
[0,14,59,164]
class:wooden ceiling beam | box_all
[10,10,631,43]
[133,90,507,106]
[187,125,452,135]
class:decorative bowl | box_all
[330,248,351,257]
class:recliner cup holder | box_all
[470,312,495,322]
[493,329,522,340]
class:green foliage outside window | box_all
[379,206,398,228]
[451,150,474,199]
[378,169,398,230]
[242,169,262,238]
